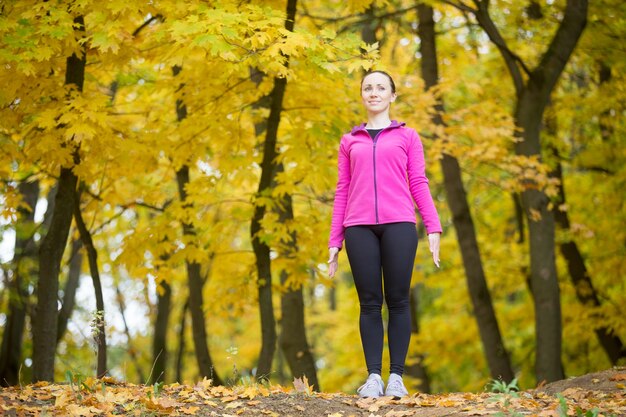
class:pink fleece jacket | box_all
[328,120,442,248]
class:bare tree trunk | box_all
[150,279,171,384]
[175,299,189,383]
[454,0,588,383]
[276,187,319,390]
[176,167,221,384]
[33,16,86,381]
[0,180,39,386]
[417,3,513,382]
[171,65,222,385]
[57,239,83,344]
[405,285,430,393]
[544,107,625,364]
[73,186,107,378]
[249,0,301,382]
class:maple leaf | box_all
[293,375,313,394]
[180,406,200,414]
[66,403,100,417]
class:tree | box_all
[417,2,514,383]
[32,14,86,382]
[73,185,107,378]
[0,180,38,386]
[444,0,589,383]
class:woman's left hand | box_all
[428,233,441,268]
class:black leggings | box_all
[345,222,418,376]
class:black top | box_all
[366,128,383,140]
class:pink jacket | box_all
[328,121,442,248]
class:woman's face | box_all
[361,72,396,116]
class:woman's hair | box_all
[361,70,396,94]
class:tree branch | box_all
[442,0,531,95]
[534,0,588,101]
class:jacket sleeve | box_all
[328,136,351,248]
[406,130,443,234]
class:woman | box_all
[327,70,442,398]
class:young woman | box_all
[327,70,442,398]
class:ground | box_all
[0,367,624,416]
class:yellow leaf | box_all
[54,390,72,407]
[224,400,244,409]
[67,404,99,417]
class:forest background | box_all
[0,0,624,397]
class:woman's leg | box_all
[380,222,418,376]
[345,225,384,375]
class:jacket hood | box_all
[350,120,405,135]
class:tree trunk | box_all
[0,180,39,386]
[514,87,564,382]
[405,285,430,393]
[551,159,625,363]
[57,239,83,344]
[73,187,107,378]
[417,3,514,382]
[464,0,588,384]
[176,167,221,384]
[361,6,378,46]
[32,14,86,382]
[276,188,319,390]
[544,105,625,364]
[250,0,299,382]
[150,279,172,384]
[175,299,189,383]
[250,118,277,383]
[172,65,222,385]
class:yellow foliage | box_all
[0,0,624,397]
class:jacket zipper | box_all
[372,130,383,224]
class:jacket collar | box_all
[350,120,405,135]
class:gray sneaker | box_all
[357,373,384,398]
[385,373,408,398]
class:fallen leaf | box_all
[225,400,244,409]
[384,410,414,416]
[180,406,200,414]
[240,385,260,399]
[222,395,239,402]
[66,404,100,417]
[54,390,72,408]
[327,413,344,417]
[609,374,626,381]
[293,375,312,393]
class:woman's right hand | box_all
[328,247,340,278]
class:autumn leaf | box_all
[293,375,313,394]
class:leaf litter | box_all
[0,368,624,416]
